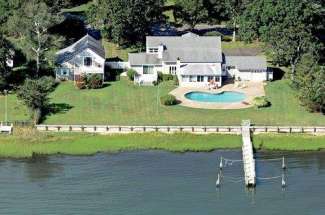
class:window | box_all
[197,76,204,82]
[169,66,177,75]
[208,76,214,82]
[143,65,154,74]
[227,66,235,70]
[189,76,196,82]
[84,57,92,67]
[149,48,158,53]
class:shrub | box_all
[162,74,174,81]
[87,74,103,89]
[157,71,163,82]
[253,96,271,109]
[160,94,178,106]
[174,75,179,86]
[127,69,136,81]
[75,74,103,89]
[223,35,233,42]
[152,81,158,86]
[75,80,86,89]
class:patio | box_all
[170,82,266,109]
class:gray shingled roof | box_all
[180,64,222,75]
[146,33,222,63]
[56,34,105,64]
[225,56,267,71]
[128,53,162,65]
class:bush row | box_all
[75,74,103,89]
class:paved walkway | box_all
[170,82,265,109]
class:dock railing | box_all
[35,125,325,134]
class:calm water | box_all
[0,150,324,214]
[185,91,246,103]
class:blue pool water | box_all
[185,91,246,103]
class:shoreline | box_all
[0,128,325,158]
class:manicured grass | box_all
[0,79,324,125]
[102,40,137,61]
[0,128,242,158]
[0,94,30,122]
[254,134,325,151]
[222,41,264,50]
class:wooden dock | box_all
[241,120,256,187]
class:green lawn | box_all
[0,129,325,158]
[61,1,93,13]
[253,134,325,151]
[1,78,323,125]
[222,41,263,50]
[102,40,137,61]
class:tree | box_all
[239,0,322,79]
[22,1,63,77]
[224,0,249,41]
[17,76,56,124]
[174,0,208,30]
[294,54,325,113]
[0,0,23,34]
[87,0,164,45]
[202,0,229,24]
[5,0,63,77]
[0,34,12,91]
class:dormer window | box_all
[84,57,92,67]
[149,48,159,53]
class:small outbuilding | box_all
[225,56,273,82]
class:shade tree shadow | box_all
[40,103,74,123]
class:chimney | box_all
[176,57,181,72]
[158,44,164,59]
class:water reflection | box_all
[24,154,63,182]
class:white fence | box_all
[36,125,325,134]
[106,61,129,70]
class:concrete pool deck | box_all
[170,82,266,109]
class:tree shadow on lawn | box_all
[41,103,74,123]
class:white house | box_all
[55,34,105,81]
[128,32,272,87]
[128,32,223,87]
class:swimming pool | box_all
[185,91,246,103]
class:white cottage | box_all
[55,34,105,81]
[128,32,272,87]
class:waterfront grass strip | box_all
[0,130,242,158]
[253,134,325,151]
[0,128,325,158]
